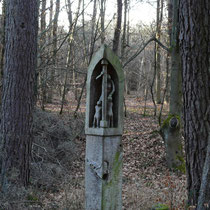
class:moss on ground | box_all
[151,203,169,210]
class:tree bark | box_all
[160,0,184,171]
[155,0,164,104]
[197,132,210,210]
[112,0,122,55]
[0,0,5,78]
[179,0,210,206]
[40,0,47,110]
[169,0,182,116]
[0,0,38,188]
[90,0,97,56]
[121,0,127,60]
[0,0,5,105]
[100,0,106,44]
[48,0,60,102]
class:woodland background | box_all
[0,0,209,209]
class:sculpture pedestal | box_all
[85,45,124,210]
[85,135,122,210]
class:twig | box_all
[32,143,47,152]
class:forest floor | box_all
[0,93,187,210]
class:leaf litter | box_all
[0,95,187,210]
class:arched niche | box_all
[85,45,124,136]
[89,59,119,128]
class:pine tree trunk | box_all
[179,0,210,206]
[0,0,38,188]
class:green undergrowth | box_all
[151,203,169,210]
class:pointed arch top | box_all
[85,45,124,136]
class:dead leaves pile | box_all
[122,97,187,209]
[29,97,187,209]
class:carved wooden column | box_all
[100,59,108,128]
[85,45,124,210]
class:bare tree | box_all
[60,0,82,114]
[48,0,60,102]
[39,0,47,110]
[112,0,122,55]
[121,0,127,60]
[100,0,106,44]
[155,0,164,104]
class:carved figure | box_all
[107,97,114,127]
[93,68,115,128]
[107,75,115,99]
[96,74,115,103]
[93,101,102,128]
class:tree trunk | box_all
[112,0,122,55]
[123,0,130,95]
[90,0,97,56]
[197,133,210,210]
[0,0,38,188]
[160,0,184,171]
[179,0,210,206]
[121,0,127,60]
[122,0,130,95]
[100,0,105,44]
[155,0,163,104]
[165,0,173,104]
[0,0,5,105]
[151,42,157,116]
[48,0,53,46]
[0,0,5,77]
[169,0,182,116]
[40,0,47,110]
[49,0,60,102]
